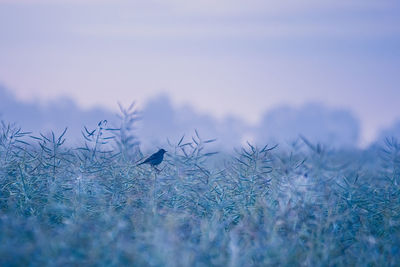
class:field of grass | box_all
[1,116,400,266]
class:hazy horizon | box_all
[2,83,399,150]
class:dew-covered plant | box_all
[1,119,400,266]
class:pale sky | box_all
[0,0,399,145]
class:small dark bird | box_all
[138,149,167,167]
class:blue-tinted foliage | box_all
[1,118,400,266]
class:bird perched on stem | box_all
[137,149,167,167]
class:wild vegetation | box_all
[0,107,399,266]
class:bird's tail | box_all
[134,158,146,166]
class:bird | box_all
[137,149,167,167]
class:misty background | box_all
[1,84,398,151]
[0,0,399,149]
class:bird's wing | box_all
[139,152,158,164]
[146,153,158,161]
